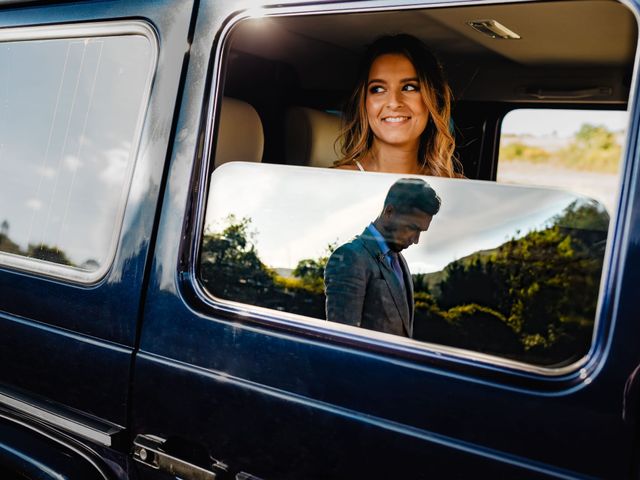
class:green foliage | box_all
[0,219,75,265]
[0,233,21,255]
[200,216,326,318]
[552,199,609,231]
[500,123,622,172]
[412,200,607,365]
[200,202,607,366]
[27,244,73,266]
[414,290,437,309]
[292,242,337,294]
[200,215,276,304]
[559,124,622,172]
[501,141,551,163]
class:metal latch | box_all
[133,434,228,480]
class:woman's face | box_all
[365,53,429,152]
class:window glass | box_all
[200,163,609,368]
[498,109,628,212]
[0,31,154,280]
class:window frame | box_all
[0,20,158,284]
[188,0,640,384]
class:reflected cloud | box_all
[100,146,130,185]
[63,154,83,171]
[36,166,56,178]
[205,163,598,274]
[0,34,153,269]
[269,196,379,268]
[26,199,43,211]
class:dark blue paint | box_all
[0,312,131,422]
[0,0,193,347]
[0,414,110,480]
[0,0,193,478]
[0,0,639,479]
[130,1,640,478]
[0,0,194,423]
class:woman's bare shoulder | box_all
[334,163,359,171]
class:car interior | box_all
[213,0,637,180]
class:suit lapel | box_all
[358,229,411,335]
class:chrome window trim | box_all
[0,20,159,284]
[191,0,640,381]
[0,390,119,448]
[0,411,111,479]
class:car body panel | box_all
[0,0,639,479]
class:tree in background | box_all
[413,199,608,364]
[0,220,20,255]
[291,242,336,294]
[200,215,276,304]
[200,202,608,366]
[27,244,74,266]
[560,123,622,172]
[200,216,327,318]
[501,122,622,172]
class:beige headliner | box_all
[228,0,638,102]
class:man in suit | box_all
[324,178,440,337]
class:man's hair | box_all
[383,178,441,215]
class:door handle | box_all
[133,434,227,480]
[235,474,264,480]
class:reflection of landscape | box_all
[499,122,624,211]
[0,220,98,269]
[200,199,608,367]
[0,35,153,274]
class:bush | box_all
[500,142,551,163]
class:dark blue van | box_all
[1,0,639,478]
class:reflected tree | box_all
[200,201,608,366]
[414,200,608,365]
[0,220,20,255]
[27,244,74,266]
[200,215,276,304]
[292,242,336,293]
[200,216,327,318]
[0,220,75,265]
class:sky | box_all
[205,163,606,274]
[501,109,629,137]
[0,35,153,269]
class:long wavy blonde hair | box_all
[335,34,463,178]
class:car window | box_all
[497,109,628,212]
[0,24,156,282]
[197,2,635,372]
[199,162,609,369]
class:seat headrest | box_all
[214,97,264,168]
[285,107,342,168]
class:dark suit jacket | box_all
[324,227,414,337]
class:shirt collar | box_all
[367,223,391,256]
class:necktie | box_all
[388,252,405,287]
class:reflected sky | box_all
[502,109,628,137]
[205,163,599,273]
[0,35,153,268]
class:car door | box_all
[131,0,640,479]
[0,0,194,475]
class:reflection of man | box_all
[324,178,440,337]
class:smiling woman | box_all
[334,34,463,177]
